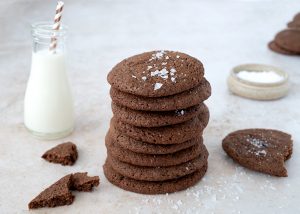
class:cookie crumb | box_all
[42,142,78,166]
[71,172,100,192]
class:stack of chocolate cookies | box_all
[103,50,211,194]
[269,12,300,55]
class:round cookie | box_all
[293,12,300,21]
[105,134,205,167]
[112,102,209,127]
[103,160,208,194]
[110,78,211,111]
[111,113,207,145]
[107,50,205,97]
[288,21,300,29]
[222,129,293,177]
[275,29,300,53]
[268,41,298,55]
[288,13,300,28]
[108,150,208,181]
[108,127,202,154]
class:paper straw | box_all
[49,1,64,52]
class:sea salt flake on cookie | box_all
[149,50,166,61]
[151,69,169,80]
[154,83,163,90]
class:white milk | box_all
[24,50,74,139]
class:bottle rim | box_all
[31,21,68,39]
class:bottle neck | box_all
[31,22,67,53]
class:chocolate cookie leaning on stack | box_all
[104,50,211,194]
[268,12,300,55]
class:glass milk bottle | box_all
[24,22,74,140]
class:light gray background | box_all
[0,0,299,213]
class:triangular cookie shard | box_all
[42,142,78,166]
[28,175,74,209]
[71,172,100,192]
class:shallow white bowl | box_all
[228,63,289,100]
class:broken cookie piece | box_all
[42,142,78,166]
[222,129,293,177]
[28,174,74,209]
[71,172,100,192]
[28,172,99,209]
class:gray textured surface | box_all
[0,0,300,213]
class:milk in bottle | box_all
[24,22,74,140]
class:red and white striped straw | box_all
[49,1,64,52]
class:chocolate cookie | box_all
[106,134,205,167]
[112,102,209,128]
[110,78,211,111]
[42,142,78,166]
[108,127,202,154]
[292,12,300,21]
[288,12,300,28]
[103,160,207,194]
[107,50,205,97]
[29,175,74,209]
[288,21,300,29]
[108,149,208,181]
[112,113,206,145]
[222,129,293,177]
[268,41,298,55]
[275,29,300,53]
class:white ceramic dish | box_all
[228,63,289,100]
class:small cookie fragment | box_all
[222,129,293,177]
[42,142,78,166]
[28,173,99,209]
[28,175,74,209]
[71,172,100,192]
